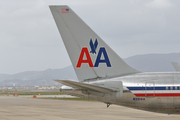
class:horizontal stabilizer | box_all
[55,80,117,93]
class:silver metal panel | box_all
[145,82,154,97]
[61,72,180,114]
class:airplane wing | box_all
[55,80,117,93]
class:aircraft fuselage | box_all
[62,72,180,114]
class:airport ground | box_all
[0,96,180,120]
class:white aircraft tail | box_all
[172,62,180,72]
[49,5,141,82]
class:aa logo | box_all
[76,38,111,68]
[89,38,98,54]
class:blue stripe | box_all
[127,86,179,91]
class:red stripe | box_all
[134,93,180,97]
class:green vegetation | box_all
[0,91,63,96]
[38,97,94,101]
[0,91,95,102]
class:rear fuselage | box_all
[62,72,180,114]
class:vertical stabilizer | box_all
[172,62,180,72]
[49,5,141,81]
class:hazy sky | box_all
[0,0,180,74]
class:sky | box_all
[0,0,180,74]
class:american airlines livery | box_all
[50,5,180,114]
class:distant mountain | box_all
[124,53,180,72]
[1,52,180,86]
[0,65,77,86]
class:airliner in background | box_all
[172,62,180,72]
[49,5,180,114]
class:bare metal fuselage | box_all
[61,72,180,114]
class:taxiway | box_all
[0,96,179,120]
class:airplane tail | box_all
[49,5,141,82]
[172,62,180,72]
